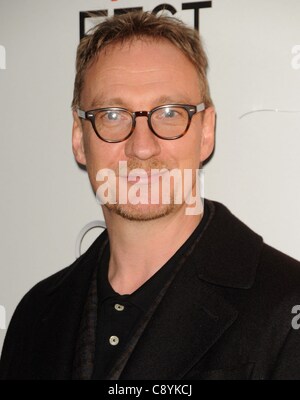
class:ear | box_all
[199,106,215,163]
[72,110,87,166]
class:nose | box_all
[124,115,161,160]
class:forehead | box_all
[81,38,201,108]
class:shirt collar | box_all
[98,202,211,312]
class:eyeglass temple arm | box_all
[196,103,205,113]
[77,109,86,119]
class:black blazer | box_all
[1,200,300,380]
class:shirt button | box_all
[114,304,125,312]
[109,336,120,346]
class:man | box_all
[1,11,300,380]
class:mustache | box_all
[116,159,171,175]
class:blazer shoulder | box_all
[5,229,108,336]
[258,242,300,293]
[22,228,108,300]
[202,200,300,293]
[0,231,108,379]
[2,243,95,338]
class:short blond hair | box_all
[72,11,213,109]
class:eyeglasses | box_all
[77,103,205,143]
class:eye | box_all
[154,107,183,121]
[105,111,121,121]
[96,110,132,129]
[98,110,128,125]
[163,108,178,118]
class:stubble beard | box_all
[104,158,179,222]
[104,198,177,222]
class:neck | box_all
[102,206,202,294]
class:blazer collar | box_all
[44,200,262,296]
[33,200,263,379]
[194,200,263,289]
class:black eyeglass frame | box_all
[77,103,205,143]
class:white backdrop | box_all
[0,0,299,353]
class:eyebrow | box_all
[89,96,126,109]
[88,94,193,110]
[154,95,192,105]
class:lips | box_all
[119,169,169,185]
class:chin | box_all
[104,202,177,222]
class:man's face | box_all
[72,38,215,221]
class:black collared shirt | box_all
[92,204,210,379]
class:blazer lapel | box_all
[30,234,108,380]
[115,261,238,380]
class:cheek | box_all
[83,132,125,173]
[188,123,203,164]
[171,132,202,169]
